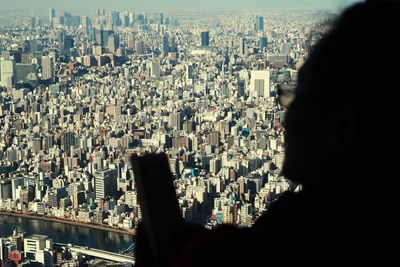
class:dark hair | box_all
[282,1,400,189]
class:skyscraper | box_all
[63,36,74,53]
[201,31,210,47]
[147,60,161,78]
[41,56,54,82]
[162,34,169,56]
[169,111,182,131]
[259,37,268,48]
[81,16,91,32]
[49,9,56,23]
[255,16,264,32]
[135,40,145,54]
[94,169,118,202]
[31,17,37,30]
[107,33,119,53]
[239,37,248,57]
[127,32,136,49]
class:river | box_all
[0,215,134,253]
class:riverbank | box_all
[0,210,135,236]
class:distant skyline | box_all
[0,0,363,12]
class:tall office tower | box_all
[89,28,96,42]
[259,37,268,48]
[96,8,101,16]
[107,33,119,53]
[102,30,114,48]
[123,13,130,27]
[0,179,12,200]
[160,12,164,24]
[63,36,74,53]
[94,169,118,202]
[186,63,194,81]
[162,34,169,56]
[249,70,270,98]
[111,11,121,27]
[81,16,91,32]
[0,58,16,88]
[41,56,54,82]
[127,32,136,49]
[49,8,55,23]
[147,60,161,78]
[135,40,145,54]
[169,111,182,131]
[57,30,65,49]
[237,80,245,98]
[200,31,210,47]
[24,235,53,266]
[95,29,103,46]
[61,131,76,156]
[239,37,248,57]
[31,17,37,30]
[255,16,264,32]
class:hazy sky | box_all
[0,0,363,12]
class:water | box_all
[0,215,134,253]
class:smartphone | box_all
[130,153,184,267]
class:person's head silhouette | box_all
[282,1,400,195]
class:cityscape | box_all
[0,1,351,266]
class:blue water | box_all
[0,215,134,253]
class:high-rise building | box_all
[239,37,248,57]
[94,169,118,202]
[162,34,169,56]
[41,56,54,82]
[200,31,210,47]
[107,33,119,53]
[111,11,121,27]
[169,111,182,131]
[186,63,195,81]
[61,131,77,156]
[255,16,264,32]
[49,9,56,23]
[259,37,268,48]
[81,16,91,32]
[0,58,16,88]
[63,36,74,56]
[160,12,164,24]
[147,60,161,78]
[249,70,270,98]
[31,17,37,30]
[135,40,145,54]
[0,179,12,200]
[57,30,65,50]
[127,32,135,49]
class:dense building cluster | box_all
[0,7,328,246]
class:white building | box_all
[249,70,270,98]
[24,235,53,267]
[0,58,16,88]
[41,56,54,81]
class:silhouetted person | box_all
[136,1,399,266]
